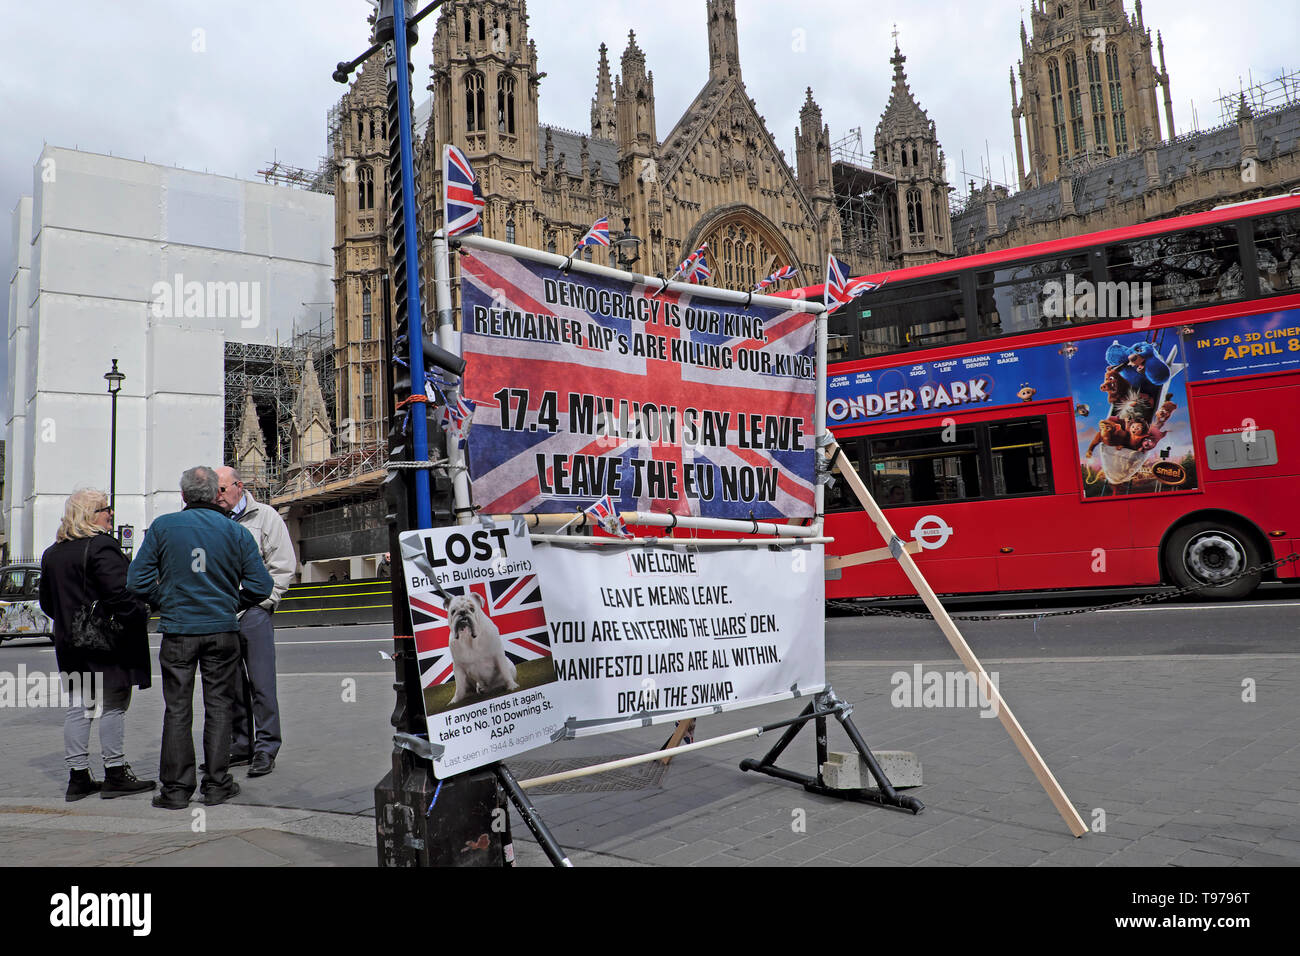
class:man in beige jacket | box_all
[216,466,296,777]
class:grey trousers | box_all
[231,606,281,759]
[64,672,132,771]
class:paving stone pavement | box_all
[1,651,1297,866]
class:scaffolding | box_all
[1217,68,1300,127]
[222,313,338,500]
[256,104,341,196]
[831,127,892,271]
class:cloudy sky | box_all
[3,0,1297,395]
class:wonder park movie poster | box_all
[1066,331,1198,498]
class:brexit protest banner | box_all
[457,245,818,520]
[399,521,565,775]
[534,543,826,736]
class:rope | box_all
[385,459,448,470]
[395,393,428,411]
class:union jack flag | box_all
[753,265,798,292]
[444,144,485,237]
[686,252,711,284]
[410,576,551,692]
[824,255,884,314]
[672,243,709,282]
[584,495,632,538]
[458,247,817,519]
[439,394,476,447]
[575,217,611,250]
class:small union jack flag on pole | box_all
[686,252,711,284]
[670,242,709,282]
[824,255,884,315]
[573,217,611,254]
[584,495,632,539]
[753,264,798,292]
[444,144,485,237]
[440,394,476,447]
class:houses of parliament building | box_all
[273,0,1299,576]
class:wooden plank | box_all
[828,441,1089,838]
[826,540,922,570]
[657,718,697,766]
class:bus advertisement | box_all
[785,192,1300,601]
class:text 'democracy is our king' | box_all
[457,247,817,520]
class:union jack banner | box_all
[753,265,798,291]
[444,144,485,237]
[575,217,611,250]
[458,245,818,520]
[584,494,632,538]
[824,255,884,314]
[409,576,551,691]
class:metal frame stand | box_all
[739,689,924,814]
[494,763,573,868]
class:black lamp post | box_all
[612,216,642,270]
[104,359,125,521]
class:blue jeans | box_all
[158,631,239,799]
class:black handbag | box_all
[67,538,124,656]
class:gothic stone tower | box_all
[873,44,953,268]
[333,50,390,447]
[615,31,663,266]
[426,0,544,246]
[1013,0,1174,188]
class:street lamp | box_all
[612,216,642,270]
[104,359,125,524]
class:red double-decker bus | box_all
[789,191,1300,600]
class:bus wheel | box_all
[1165,521,1262,600]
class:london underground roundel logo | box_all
[911,514,953,550]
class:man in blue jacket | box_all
[128,466,273,809]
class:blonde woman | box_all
[38,489,155,800]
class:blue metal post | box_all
[392,0,432,529]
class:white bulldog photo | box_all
[447,591,519,704]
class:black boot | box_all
[101,764,157,799]
[66,768,101,802]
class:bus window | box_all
[1252,211,1300,295]
[859,305,902,357]
[989,419,1052,496]
[860,278,965,356]
[976,254,1089,337]
[826,439,865,512]
[866,427,982,506]
[828,308,855,362]
[1105,224,1240,312]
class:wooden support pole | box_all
[828,441,1089,838]
[826,539,922,570]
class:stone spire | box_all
[795,88,830,199]
[878,44,930,135]
[291,355,331,465]
[706,0,741,80]
[591,42,617,140]
[233,392,269,489]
